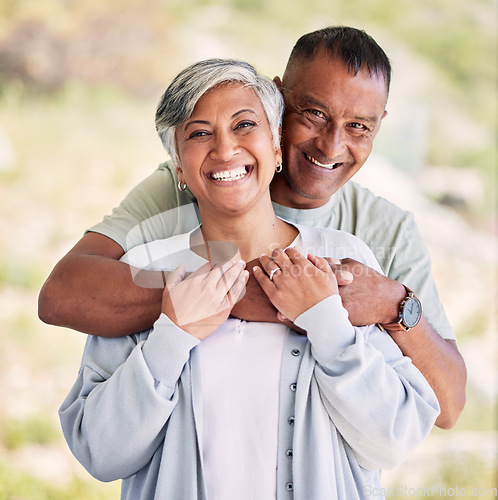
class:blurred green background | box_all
[0,0,496,498]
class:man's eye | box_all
[350,123,367,131]
[302,109,326,121]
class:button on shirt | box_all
[199,319,287,500]
[60,224,440,500]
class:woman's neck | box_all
[195,198,298,262]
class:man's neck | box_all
[270,174,331,210]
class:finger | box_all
[166,262,186,288]
[216,260,246,293]
[188,261,216,279]
[324,257,341,266]
[253,265,276,296]
[335,269,354,285]
[269,247,293,270]
[308,254,334,275]
[225,269,249,307]
[320,258,354,285]
[277,311,288,322]
[259,254,282,278]
[284,247,308,265]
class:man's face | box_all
[274,50,388,209]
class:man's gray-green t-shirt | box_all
[88,161,455,340]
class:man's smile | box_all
[303,152,341,170]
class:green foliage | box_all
[0,261,46,290]
[0,461,120,500]
[1,415,59,449]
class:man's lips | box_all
[304,152,341,170]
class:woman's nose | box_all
[209,133,240,161]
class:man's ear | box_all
[273,76,283,89]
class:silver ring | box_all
[269,267,281,281]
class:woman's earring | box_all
[178,181,187,192]
[275,164,283,173]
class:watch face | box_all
[402,296,422,328]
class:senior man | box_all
[39,26,466,429]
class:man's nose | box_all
[210,133,240,161]
[315,125,347,160]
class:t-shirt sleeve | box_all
[342,183,455,341]
[383,213,455,340]
[87,161,198,252]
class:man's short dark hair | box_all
[285,26,391,93]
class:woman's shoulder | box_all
[294,223,381,271]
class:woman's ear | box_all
[175,165,185,183]
[275,146,283,168]
[273,76,283,89]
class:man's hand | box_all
[329,258,406,326]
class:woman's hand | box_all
[162,260,249,340]
[253,248,339,322]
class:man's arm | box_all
[232,254,466,430]
[336,258,466,430]
[38,232,163,336]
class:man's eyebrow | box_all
[352,114,379,124]
[296,95,325,110]
[297,95,379,123]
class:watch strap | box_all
[377,286,420,333]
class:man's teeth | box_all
[305,153,339,170]
[211,166,248,181]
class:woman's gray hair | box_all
[155,59,284,165]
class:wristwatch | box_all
[378,286,422,333]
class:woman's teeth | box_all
[305,153,339,170]
[211,166,248,181]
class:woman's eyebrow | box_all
[183,109,258,131]
[183,119,210,131]
[232,108,258,119]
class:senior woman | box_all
[59,59,439,500]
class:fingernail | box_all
[343,271,353,281]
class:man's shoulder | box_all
[297,224,381,271]
[340,181,411,219]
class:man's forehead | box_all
[285,52,388,93]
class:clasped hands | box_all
[160,247,400,340]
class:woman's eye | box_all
[235,121,255,130]
[189,130,209,139]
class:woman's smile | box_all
[209,165,252,182]
[175,83,281,215]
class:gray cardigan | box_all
[59,225,440,499]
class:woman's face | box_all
[175,83,281,218]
